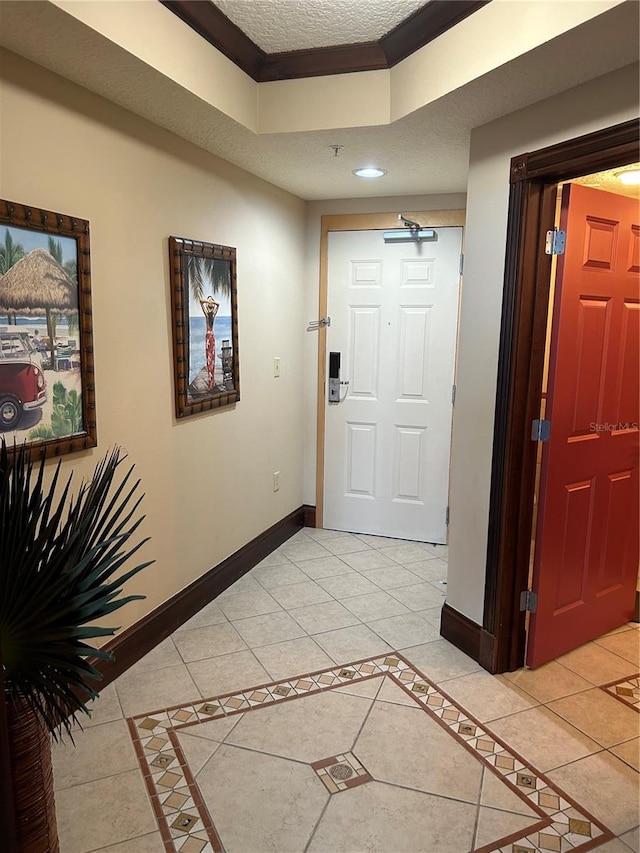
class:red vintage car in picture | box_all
[0,331,47,430]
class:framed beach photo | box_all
[169,236,239,418]
[0,199,97,457]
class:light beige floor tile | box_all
[401,639,481,682]
[197,744,328,852]
[341,590,411,622]
[250,561,310,589]
[619,826,640,852]
[474,806,538,850]
[308,781,476,853]
[368,612,440,649]
[216,574,263,598]
[480,766,540,817]
[547,751,640,835]
[556,641,637,685]
[417,605,444,627]
[278,539,332,561]
[595,630,640,666]
[82,683,124,728]
[338,549,398,571]
[355,699,483,802]
[420,542,449,559]
[293,554,355,579]
[173,599,226,632]
[269,579,333,609]
[377,542,431,564]
[313,624,393,662]
[503,660,593,704]
[216,588,281,620]
[187,649,271,697]
[302,527,353,541]
[334,676,383,699]
[603,622,636,637]
[353,533,407,547]
[289,599,361,633]
[316,572,380,599]
[178,714,243,743]
[226,689,372,762]
[252,635,335,680]
[285,529,318,544]
[488,705,602,771]
[548,688,640,747]
[375,675,417,707]
[92,832,163,852]
[176,730,221,775]
[597,839,639,853]
[55,769,157,853]
[399,557,448,583]
[115,663,200,717]
[252,550,293,568]
[231,610,306,647]
[320,537,372,555]
[123,637,182,674]
[53,719,138,790]
[388,581,446,611]
[610,738,640,772]
[440,670,538,722]
[361,565,425,589]
[172,621,246,663]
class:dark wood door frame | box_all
[481,117,640,674]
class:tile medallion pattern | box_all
[127,653,615,853]
[600,673,640,712]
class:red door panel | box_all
[527,183,640,668]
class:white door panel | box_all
[324,228,462,542]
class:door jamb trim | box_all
[483,117,640,673]
[315,209,466,528]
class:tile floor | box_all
[52,527,640,853]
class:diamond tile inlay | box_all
[311,751,372,794]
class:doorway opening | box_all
[481,118,639,674]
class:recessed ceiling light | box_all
[353,167,386,178]
[615,168,640,185]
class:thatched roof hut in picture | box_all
[0,249,77,368]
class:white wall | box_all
[303,193,467,506]
[0,50,307,633]
[447,62,640,624]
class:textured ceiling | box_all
[214,0,428,52]
[572,164,640,199]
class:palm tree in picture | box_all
[0,230,26,324]
[186,256,231,303]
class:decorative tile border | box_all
[600,673,640,712]
[311,751,373,794]
[127,654,615,853]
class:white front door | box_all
[323,227,462,542]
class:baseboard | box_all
[440,603,482,665]
[635,590,640,623]
[303,504,316,528]
[91,505,306,687]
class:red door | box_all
[527,183,639,668]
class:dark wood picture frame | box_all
[169,236,240,418]
[0,199,97,458]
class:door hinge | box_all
[451,384,456,405]
[459,253,464,274]
[520,589,538,612]
[531,418,550,442]
[307,316,331,331]
[545,229,566,255]
[445,506,450,525]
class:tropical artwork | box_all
[0,200,96,457]
[169,237,239,418]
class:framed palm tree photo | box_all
[169,236,240,418]
[0,198,97,457]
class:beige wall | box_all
[302,193,467,507]
[447,62,640,625]
[0,50,307,633]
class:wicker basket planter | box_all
[7,698,59,853]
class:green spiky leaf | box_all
[0,441,153,740]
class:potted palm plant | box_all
[0,440,153,852]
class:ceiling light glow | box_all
[616,169,640,185]
[353,167,386,178]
